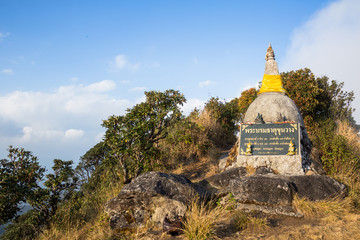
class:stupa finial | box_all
[265,43,275,61]
[258,43,287,95]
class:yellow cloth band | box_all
[258,74,287,94]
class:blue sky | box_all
[1,0,359,170]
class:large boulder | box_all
[288,175,347,200]
[105,169,347,231]
[229,176,294,206]
[105,172,206,231]
[202,168,347,216]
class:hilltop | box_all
[1,68,360,240]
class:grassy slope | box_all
[37,121,360,240]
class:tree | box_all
[203,97,241,147]
[1,147,78,238]
[102,90,186,183]
[43,159,78,217]
[281,68,355,127]
[0,146,45,225]
[76,142,108,184]
[237,88,257,121]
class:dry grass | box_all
[172,156,219,181]
[38,181,123,240]
[39,213,112,240]
[336,120,360,150]
[231,211,269,233]
[292,194,353,218]
[331,120,360,210]
[182,199,229,240]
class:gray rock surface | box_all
[105,172,206,231]
[205,167,247,188]
[288,175,347,200]
[229,176,294,206]
[106,169,347,231]
[203,168,347,216]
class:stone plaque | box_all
[239,123,300,155]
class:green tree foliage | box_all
[1,210,44,240]
[281,68,355,127]
[0,147,78,238]
[237,88,257,121]
[43,159,78,217]
[310,119,358,173]
[102,89,186,183]
[76,141,108,184]
[159,97,243,165]
[0,146,45,225]
[159,114,213,164]
[203,97,241,145]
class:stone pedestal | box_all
[233,155,304,175]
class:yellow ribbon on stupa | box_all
[258,74,287,94]
[258,43,288,95]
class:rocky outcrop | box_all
[105,172,206,231]
[202,168,347,216]
[288,175,347,200]
[106,169,347,231]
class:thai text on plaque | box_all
[239,123,300,155]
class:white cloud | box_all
[181,98,205,115]
[2,69,14,75]
[112,54,140,70]
[21,126,33,142]
[70,77,78,81]
[198,80,213,88]
[85,80,116,92]
[193,57,199,65]
[283,0,360,123]
[129,86,147,92]
[0,32,10,42]
[64,129,84,139]
[0,80,133,165]
[95,131,105,142]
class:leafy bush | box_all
[102,90,186,183]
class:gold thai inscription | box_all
[240,123,300,155]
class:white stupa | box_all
[230,44,314,175]
[244,44,305,126]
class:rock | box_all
[121,172,204,204]
[105,172,206,231]
[255,166,274,175]
[201,168,347,216]
[205,167,247,188]
[163,214,183,235]
[288,175,347,201]
[228,176,294,206]
[309,148,326,175]
[105,169,348,231]
[218,151,230,172]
